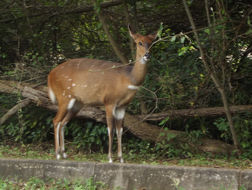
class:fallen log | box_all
[141,105,252,121]
[0,79,239,154]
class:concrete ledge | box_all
[0,158,251,190]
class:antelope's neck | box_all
[130,54,147,86]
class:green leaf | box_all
[159,117,170,126]
[245,29,252,35]
[171,35,176,42]
[180,36,185,43]
[157,22,163,39]
[204,28,210,35]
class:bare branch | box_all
[0,99,31,125]
[0,0,124,23]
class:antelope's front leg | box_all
[115,119,124,163]
[105,105,115,163]
[54,122,61,160]
[113,107,125,163]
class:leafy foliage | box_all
[0,0,252,160]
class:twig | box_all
[0,98,31,125]
[139,86,159,122]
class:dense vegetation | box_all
[0,0,252,162]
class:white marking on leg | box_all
[72,83,76,87]
[67,98,76,110]
[128,85,139,90]
[61,125,65,152]
[56,122,61,159]
[117,127,123,159]
[116,127,123,137]
[113,107,125,120]
[107,127,110,135]
[61,122,68,158]
[48,88,56,104]
[107,127,113,163]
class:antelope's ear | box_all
[148,31,158,41]
[128,25,137,40]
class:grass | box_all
[0,177,248,190]
[0,142,251,169]
[0,177,109,190]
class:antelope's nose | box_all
[144,52,150,59]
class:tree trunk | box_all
[93,0,128,64]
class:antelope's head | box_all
[128,25,157,63]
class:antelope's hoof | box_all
[120,158,124,163]
[56,154,61,160]
[63,152,68,159]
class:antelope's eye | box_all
[138,42,143,46]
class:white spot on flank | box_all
[48,88,56,104]
[113,107,125,120]
[68,78,72,81]
[67,86,71,89]
[81,84,87,88]
[68,95,72,98]
[72,83,76,87]
[67,98,76,110]
[128,85,139,90]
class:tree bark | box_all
[93,0,128,64]
[0,79,237,154]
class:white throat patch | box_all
[140,56,148,64]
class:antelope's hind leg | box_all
[53,104,68,160]
[59,100,82,159]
